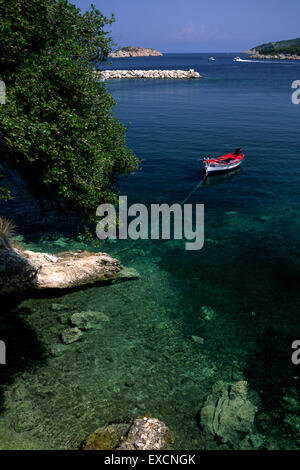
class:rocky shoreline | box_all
[0,239,139,296]
[246,49,300,60]
[109,47,162,58]
[98,69,202,80]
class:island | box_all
[246,37,300,60]
[109,46,163,58]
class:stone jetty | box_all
[98,69,202,80]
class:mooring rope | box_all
[180,175,206,205]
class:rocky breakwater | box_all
[99,69,202,80]
[0,237,139,295]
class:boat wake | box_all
[235,58,285,64]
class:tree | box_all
[0,0,139,221]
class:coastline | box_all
[245,49,300,60]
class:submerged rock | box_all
[117,266,140,280]
[56,311,70,325]
[117,417,174,450]
[84,417,174,451]
[60,327,83,345]
[0,246,121,295]
[50,303,68,312]
[199,381,262,449]
[70,311,109,330]
[200,305,215,321]
[191,335,205,345]
[49,343,68,357]
[84,423,131,450]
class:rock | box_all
[192,335,204,345]
[60,327,83,345]
[84,423,131,450]
[199,381,261,449]
[201,305,215,321]
[11,410,37,432]
[231,367,244,381]
[70,311,109,330]
[109,47,163,58]
[117,417,174,450]
[98,69,202,80]
[56,312,70,325]
[50,303,68,312]
[49,343,68,357]
[25,250,121,290]
[0,246,121,295]
[0,242,37,295]
[117,267,140,280]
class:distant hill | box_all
[246,37,300,58]
[109,47,163,58]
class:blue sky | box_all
[73,0,300,52]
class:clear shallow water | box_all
[0,53,300,449]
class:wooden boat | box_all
[203,149,245,175]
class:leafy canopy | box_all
[0,0,139,220]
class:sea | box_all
[0,53,300,449]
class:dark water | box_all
[0,53,300,449]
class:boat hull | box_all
[205,160,242,175]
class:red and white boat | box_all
[203,149,245,175]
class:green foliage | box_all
[0,0,139,221]
[252,37,300,56]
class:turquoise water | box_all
[0,53,300,449]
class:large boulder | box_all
[199,381,262,449]
[117,417,174,450]
[84,423,131,450]
[0,239,37,295]
[0,246,121,295]
[84,417,174,451]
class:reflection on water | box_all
[203,167,242,185]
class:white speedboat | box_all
[233,56,243,62]
[203,149,245,175]
[209,57,215,61]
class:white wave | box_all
[234,58,293,64]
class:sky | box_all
[73,0,300,53]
